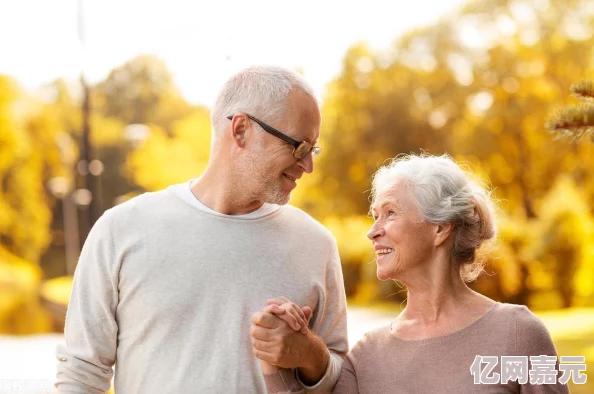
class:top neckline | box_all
[388,302,501,345]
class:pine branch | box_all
[546,104,594,142]
[571,80,594,102]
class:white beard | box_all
[236,149,291,206]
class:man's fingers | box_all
[250,324,274,341]
[251,311,281,329]
[251,337,274,353]
[252,348,278,365]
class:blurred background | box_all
[1,0,593,392]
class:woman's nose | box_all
[367,223,385,240]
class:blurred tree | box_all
[0,248,52,334]
[0,75,62,263]
[21,0,594,312]
[126,108,212,191]
[547,81,594,142]
[94,55,193,130]
[43,79,137,212]
[323,215,375,297]
[300,43,454,217]
[303,0,594,306]
[39,58,199,278]
[530,177,594,308]
[0,76,61,333]
[91,55,198,205]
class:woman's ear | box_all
[434,222,454,247]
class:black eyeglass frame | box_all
[227,114,321,159]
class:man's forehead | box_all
[286,118,320,143]
[285,91,321,140]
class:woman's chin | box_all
[376,262,404,281]
[376,269,393,281]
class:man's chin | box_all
[263,190,291,206]
[268,195,291,206]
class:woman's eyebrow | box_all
[377,201,399,210]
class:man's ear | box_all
[229,114,248,147]
[434,222,454,247]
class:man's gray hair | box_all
[211,66,317,138]
[370,153,497,282]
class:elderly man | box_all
[55,66,348,393]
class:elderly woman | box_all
[256,154,568,393]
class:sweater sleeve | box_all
[55,210,119,393]
[331,355,359,393]
[264,369,306,393]
[296,240,349,393]
[516,306,569,394]
[264,355,360,394]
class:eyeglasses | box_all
[227,114,322,159]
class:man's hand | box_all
[251,298,329,385]
[251,304,313,369]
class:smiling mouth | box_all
[283,174,296,182]
[376,248,394,257]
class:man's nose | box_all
[298,153,314,174]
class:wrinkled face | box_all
[239,89,321,205]
[367,182,436,281]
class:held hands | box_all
[251,297,313,374]
[266,297,312,335]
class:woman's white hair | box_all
[370,153,497,282]
[211,66,317,138]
